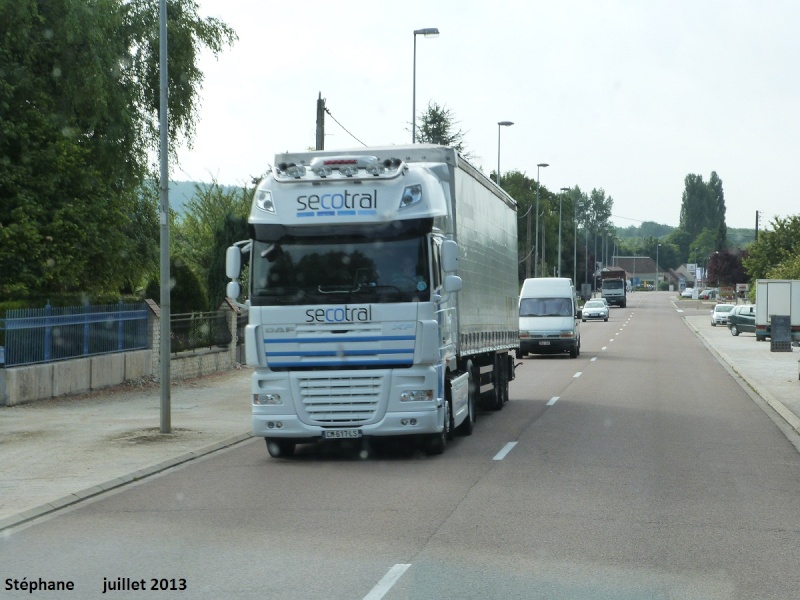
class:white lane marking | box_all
[591,357,597,362]
[493,441,518,461]
[601,346,607,351]
[573,372,582,378]
[363,564,412,600]
[547,396,559,406]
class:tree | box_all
[207,213,249,310]
[707,171,727,250]
[415,101,471,156]
[173,180,250,304]
[0,0,236,301]
[707,250,748,286]
[678,172,727,248]
[742,215,800,280]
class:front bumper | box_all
[253,407,441,440]
[520,338,576,354]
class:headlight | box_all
[254,393,282,405]
[399,184,422,209]
[255,190,275,213]
[560,331,575,339]
[400,390,433,402]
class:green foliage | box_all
[146,258,207,313]
[678,172,727,250]
[767,254,800,280]
[173,181,250,294]
[0,0,236,301]
[742,215,800,280]
[415,101,471,157]
[207,213,249,310]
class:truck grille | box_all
[298,374,383,424]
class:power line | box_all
[324,107,367,147]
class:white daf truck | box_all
[225,145,519,457]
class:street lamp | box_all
[497,121,514,188]
[655,242,661,291]
[571,193,578,285]
[533,163,548,278]
[411,27,439,143]
[559,187,569,278]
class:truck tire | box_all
[266,438,295,458]
[426,399,451,455]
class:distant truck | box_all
[600,267,628,307]
[754,279,800,342]
[225,145,519,457]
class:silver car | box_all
[711,303,735,326]
[582,299,609,322]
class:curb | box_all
[0,432,253,533]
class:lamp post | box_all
[497,121,513,188]
[655,242,661,291]
[559,187,569,277]
[572,193,578,285]
[532,163,548,278]
[411,27,439,143]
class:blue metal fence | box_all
[0,302,149,367]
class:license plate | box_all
[538,341,551,346]
[323,429,362,439]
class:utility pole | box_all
[315,93,325,150]
[755,210,759,242]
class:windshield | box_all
[585,301,604,308]
[602,279,624,289]
[520,297,573,317]
[251,235,430,306]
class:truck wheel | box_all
[730,325,739,336]
[455,375,475,436]
[266,438,295,458]
[426,399,450,455]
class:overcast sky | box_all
[175,0,799,231]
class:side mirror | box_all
[226,281,241,300]
[441,240,459,273]
[443,275,462,293]
[226,246,241,279]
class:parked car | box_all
[680,288,695,298]
[710,303,736,326]
[728,304,756,336]
[699,288,719,300]
[582,299,609,322]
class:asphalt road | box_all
[2,293,800,599]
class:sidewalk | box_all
[1,312,798,531]
[0,368,253,530]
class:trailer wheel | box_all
[266,438,295,458]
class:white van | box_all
[518,277,581,358]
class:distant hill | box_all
[168,180,240,215]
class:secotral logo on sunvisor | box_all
[306,305,373,323]
[296,190,378,217]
